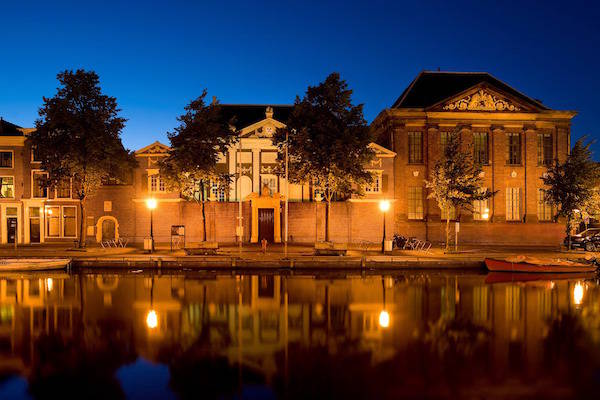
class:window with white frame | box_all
[31,146,41,162]
[537,189,553,221]
[365,171,382,193]
[210,181,226,202]
[45,206,77,238]
[407,186,424,220]
[32,171,48,198]
[506,187,521,221]
[149,173,166,193]
[0,177,14,198]
[473,189,490,220]
[56,178,72,199]
[0,151,13,168]
[261,175,278,194]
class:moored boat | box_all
[485,256,597,273]
[0,258,71,271]
[485,271,597,284]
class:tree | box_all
[31,69,135,248]
[159,91,237,241]
[273,73,374,242]
[425,131,494,252]
[541,138,599,249]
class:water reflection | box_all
[0,271,598,399]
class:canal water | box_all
[0,270,599,399]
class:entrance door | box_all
[102,219,116,241]
[29,207,41,243]
[7,218,17,244]
[258,208,274,243]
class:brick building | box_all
[371,71,576,245]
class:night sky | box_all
[1,0,599,155]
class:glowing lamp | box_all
[146,198,157,210]
[481,208,490,220]
[379,200,390,213]
[379,310,390,328]
[146,310,158,329]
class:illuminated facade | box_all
[371,71,576,245]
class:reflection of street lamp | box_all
[146,198,157,252]
[379,276,390,329]
[379,200,390,253]
[46,278,53,292]
[573,282,584,305]
[146,310,158,329]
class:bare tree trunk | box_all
[325,197,331,242]
[201,182,207,242]
[566,214,572,250]
[78,197,86,248]
[445,209,450,253]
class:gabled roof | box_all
[368,142,396,158]
[392,71,548,111]
[0,118,25,136]
[219,104,292,129]
[135,141,170,156]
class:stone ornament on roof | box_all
[443,89,521,112]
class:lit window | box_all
[56,179,71,199]
[149,174,166,193]
[537,189,553,221]
[261,175,278,194]
[473,188,490,220]
[46,206,60,237]
[473,132,489,165]
[365,171,381,193]
[32,171,48,198]
[506,187,521,221]
[506,133,521,165]
[63,207,77,237]
[408,132,423,164]
[0,177,14,198]
[537,133,553,166]
[407,186,423,220]
[0,152,13,168]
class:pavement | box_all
[0,242,596,270]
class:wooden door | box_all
[7,218,17,244]
[258,208,274,243]
[102,219,116,241]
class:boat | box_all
[484,256,597,273]
[0,258,71,271]
[485,271,596,284]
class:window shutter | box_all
[382,174,388,193]
[141,173,148,192]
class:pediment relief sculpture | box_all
[443,89,521,112]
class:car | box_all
[565,228,600,251]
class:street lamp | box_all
[379,200,390,253]
[146,198,157,252]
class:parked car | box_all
[565,228,600,251]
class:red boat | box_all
[484,257,597,273]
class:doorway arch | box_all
[96,216,119,243]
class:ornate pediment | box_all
[442,89,521,112]
[135,141,170,156]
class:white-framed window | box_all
[0,151,14,168]
[31,146,41,163]
[506,187,521,221]
[365,171,382,193]
[45,206,77,238]
[473,188,490,221]
[0,176,15,198]
[210,181,226,202]
[32,170,48,198]
[56,178,72,199]
[537,189,553,221]
[148,173,166,193]
[261,174,278,194]
[407,186,424,220]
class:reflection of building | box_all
[372,71,576,245]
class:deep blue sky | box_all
[1,0,599,154]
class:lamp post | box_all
[146,198,157,253]
[379,200,390,253]
[285,129,290,257]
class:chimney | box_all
[265,106,273,119]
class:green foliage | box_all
[31,69,135,247]
[273,73,374,241]
[425,131,494,251]
[159,91,237,240]
[541,138,599,244]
